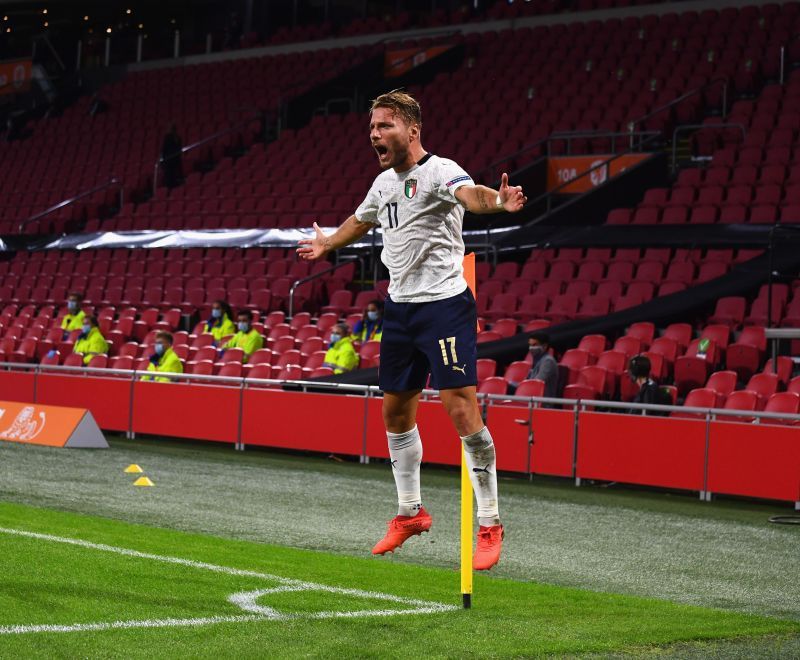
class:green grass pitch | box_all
[0,501,797,658]
[1,436,799,658]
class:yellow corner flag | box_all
[461,253,476,608]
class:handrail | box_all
[780,34,800,85]
[152,112,262,195]
[546,129,660,157]
[628,77,729,144]
[381,30,460,76]
[521,130,662,222]
[475,135,551,183]
[474,129,657,186]
[18,178,123,234]
[288,258,363,318]
[5,360,800,423]
[671,122,746,172]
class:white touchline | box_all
[0,526,457,635]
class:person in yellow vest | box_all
[323,323,360,374]
[72,315,109,366]
[203,299,236,344]
[61,292,86,340]
[221,310,264,363]
[142,331,184,383]
[352,299,384,342]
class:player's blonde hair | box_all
[370,90,422,129]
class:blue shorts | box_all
[379,288,478,392]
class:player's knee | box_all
[444,396,479,433]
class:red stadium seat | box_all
[672,388,720,419]
[503,361,531,386]
[762,392,800,425]
[705,370,737,400]
[717,390,759,423]
[477,359,497,381]
[478,377,508,395]
[515,379,545,398]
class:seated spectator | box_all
[629,355,669,415]
[142,331,184,383]
[72,315,109,366]
[203,300,235,344]
[352,299,384,342]
[523,332,559,398]
[222,311,264,363]
[61,292,86,340]
[323,323,359,374]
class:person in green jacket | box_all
[72,315,109,366]
[61,292,86,340]
[142,331,184,383]
[203,299,236,344]
[222,310,264,363]
[323,323,360,374]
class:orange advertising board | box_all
[385,45,453,77]
[547,154,649,193]
[0,59,33,96]
[0,401,107,448]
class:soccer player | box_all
[297,90,526,570]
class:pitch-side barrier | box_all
[0,362,797,509]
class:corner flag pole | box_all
[461,252,477,609]
[460,447,473,609]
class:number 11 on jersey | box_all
[385,202,399,229]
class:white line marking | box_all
[0,526,457,634]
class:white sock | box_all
[461,426,500,527]
[387,425,423,517]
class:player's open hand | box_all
[296,222,328,261]
[499,173,527,212]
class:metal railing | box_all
[546,129,657,157]
[670,122,747,173]
[4,361,799,503]
[287,257,365,318]
[628,77,729,147]
[18,178,123,234]
[780,35,800,85]
[521,130,662,223]
[152,113,262,195]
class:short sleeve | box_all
[355,184,381,225]
[434,159,473,202]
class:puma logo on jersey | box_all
[452,364,466,375]
[472,465,491,474]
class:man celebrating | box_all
[298,90,526,570]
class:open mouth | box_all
[374,144,389,159]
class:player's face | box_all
[369,107,415,171]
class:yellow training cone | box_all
[124,464,143,474]
[133,476,154,487]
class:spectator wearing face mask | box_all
[221,310,264,363]
[61,292,86,340]
[142,331,184,382]
[628,355,670,414]
[322,323,359,374]
[72,315,109,366]
[203,300,236,344]
[524,331,559,398]
[352,299,384,342]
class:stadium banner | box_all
[547,154,649,193]
[385,44,454,77]
[0,400,107,448]
[0,59,32,96]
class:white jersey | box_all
[355,154,473,303]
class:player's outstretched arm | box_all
[296,215,373,261]
[455,172,527,215]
